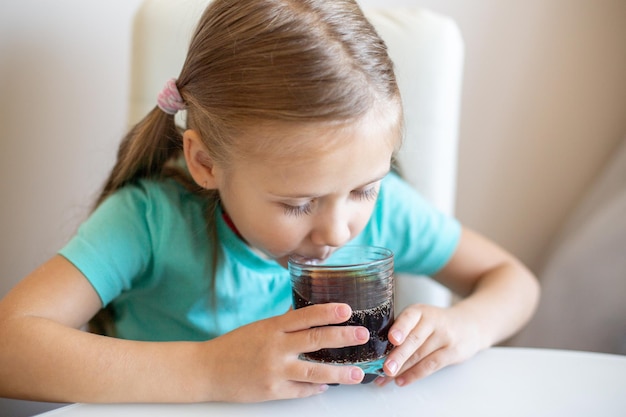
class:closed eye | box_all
[283,201,314,217]
[281,185,378,217]
[351,186,379,202]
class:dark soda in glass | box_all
[289,246,395,380]
[293,292,394,365]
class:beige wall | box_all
[416,0,626,272]
[1,0,626,299]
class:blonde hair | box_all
[90,0,402,334]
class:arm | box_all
[379,227,540,386]
[0,255,368,403]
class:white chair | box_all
[128,0,464,310]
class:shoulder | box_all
[377,171,428,211]
[363,172,462,275]
[82,178,207,254]
[60,178,208,306]
[102,178,203,220]
[375,171,458,230]
[109,177,192,205]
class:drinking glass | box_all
[289,246,395,382]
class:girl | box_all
[0,0,539,404]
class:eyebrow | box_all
[271,170,390,199]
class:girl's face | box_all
[213,113,399,268]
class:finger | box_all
[248,379,330,401]
[394,347,454,386]
[387,306,428,345]
[373,375,394,387]
[383,322,434,377]
[389,331,439,378]
[281,303,352,332]
[289,360,365,385]
[283,381,332,399]
[294,323,370,354]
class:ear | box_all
[183,129,220,189]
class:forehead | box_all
[234,105,403,164]
[223,110,399,198]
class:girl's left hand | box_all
[376,303,485,387]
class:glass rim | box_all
[288,245,393,270]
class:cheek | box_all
[244,214,308,253]
[350,201,378,235]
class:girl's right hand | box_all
[199,303,369,402]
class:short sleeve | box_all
[59,185,153,306]
[360,173,461,276]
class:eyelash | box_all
[282,187,379,217]
[283,203,314,217]
[352,187,379,202]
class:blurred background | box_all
[1,0,625,351]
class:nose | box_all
[310,205,352,248]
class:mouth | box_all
[290,249,335,265]
[298,258,324,265]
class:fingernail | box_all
[386,360,398,376]
[351,367,364,382]
[336,304,351,319]
[355,327,370,341]
[391,329,404,343]
[318,384,329,393]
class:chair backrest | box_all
[128,0,464,309]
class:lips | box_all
[293,248,335,264]
[300,258,324,265]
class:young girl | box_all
[0,0,539,404]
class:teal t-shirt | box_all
[59,173,460,341]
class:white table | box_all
[37,347,626,417]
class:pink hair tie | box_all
[157,78,186,115]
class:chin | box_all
[252,246,290,268]
[275,256,290,269]
[248,242,297,268]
